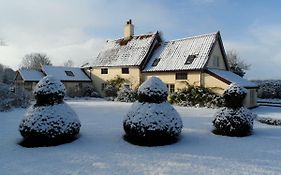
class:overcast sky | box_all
[0,0,281,80]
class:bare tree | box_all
[63,59,74,67]
[20,53,52,70]
[0,63,15,84]
[227,50,250,77]
[3,68,16,84]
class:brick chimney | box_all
[124,19,134,40]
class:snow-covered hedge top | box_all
[139,77,168,96]
[223,83,247,97]
[34,76,65,96]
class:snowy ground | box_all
[1,99,281,175]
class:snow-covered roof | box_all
[18,69,45,81]
[42,65,91,82]
[143,32,218,72]
[93,33,158,67]
[208,69,258,88]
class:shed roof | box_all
[208,69,258,88]
[18,69,45,82]
[142,32,218,72]
[42,65,91,82]
[93,32,158,67]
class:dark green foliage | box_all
[169,85,224,108]
[115,87,137,102]
[104,85,118,97]
[212,107,254,137]
[35,93,64,106]
[106,75,127,91]
[138,91,167,103]
[257,117,281,126]
[19,76,81,147]
[105,76,129,98]
[19,135,79,147]
[123,77,183,146]
[212,84,255,137]
[0,84,30,112]
[223,85,247,108]
[253,80,281,99]
[123,124,180,146]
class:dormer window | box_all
[152,58,161,67]
[185,55,197,65]
[65,71,74,77]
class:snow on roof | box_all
[18,69,45,81]
[208,69,258,88]
[42,65,91,82]
[143,32,218,72]
[93,33,157,67]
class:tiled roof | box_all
[42,65,91,82]
[18,69,45,81]
[143,32,218,72]
[208,69,258,88]
[93,33,157,67]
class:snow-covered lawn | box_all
[1,99,281,175]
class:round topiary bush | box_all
[223,83,247,108]
[212,83,255,137]
[138,77,168,103]
[213,107,255,136]
[19,76,81,147]
[123,77,183,146]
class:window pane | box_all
[185,55,196,65]
[122,68,129,74]
[101,68,108,74]
[65,71,74,76]
[176,72,187,80]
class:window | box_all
[122,67,129,74]
[185,55,197,65]
[166,84,175,94]
[152,58,161,67]
[176,72,187,80]
[101,68,108,74]
[101,83,107,91]
[65,71,74,77]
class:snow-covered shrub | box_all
[123,77,183,146]
[212,84,255,137]
[19,76,81,147]
[115,87,137,102]
[253,80,281,99]
[213,107,255,136]
[223,84,247,108]
[0,83,30,112]
[104,84,118,97]
[82,86,100,97]
[257,117,281,126]
[66,85,100,98]
[169,85,224,108]
[104,76,129,98]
